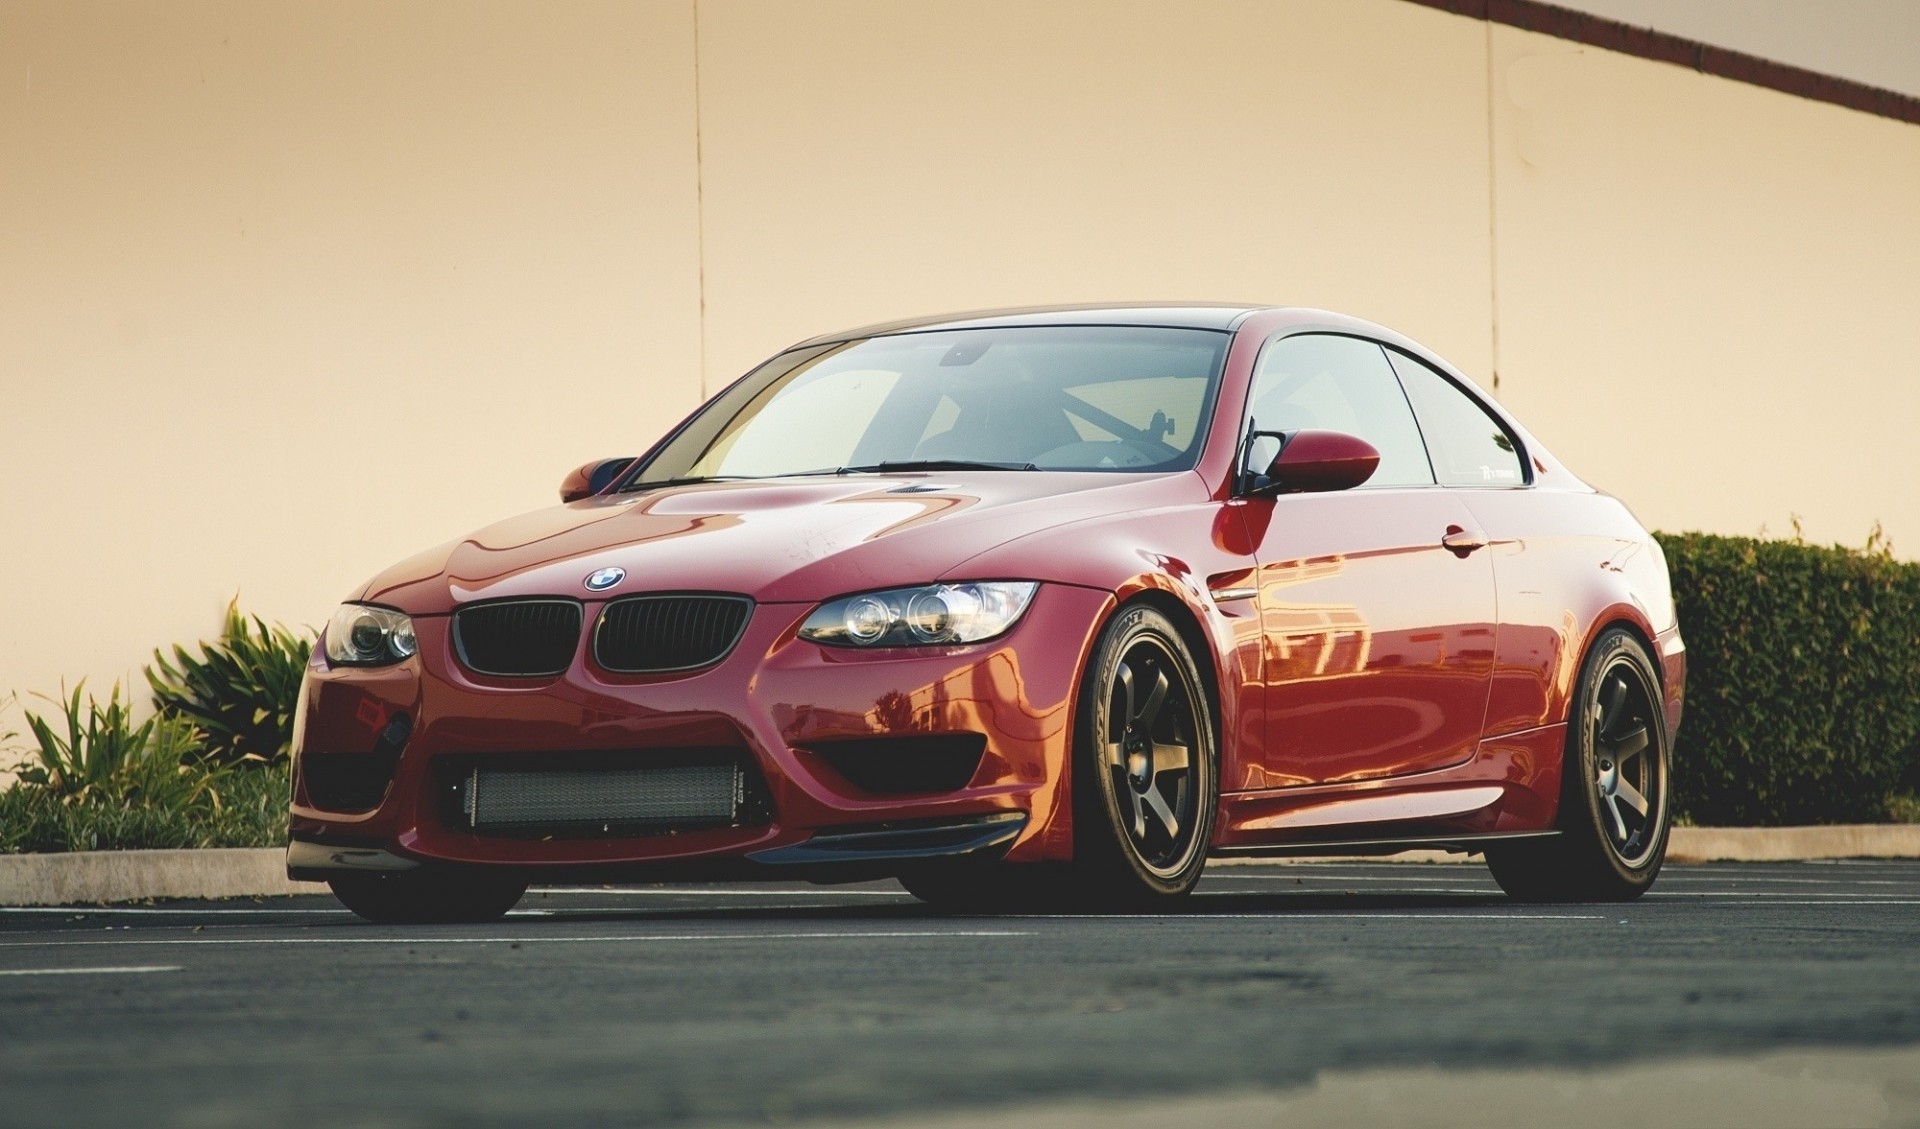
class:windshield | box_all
[626,325,1231,487]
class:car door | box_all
[1241,333,1497,788]
[1384,347,1563,738]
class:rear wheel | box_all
[1486,627,1672,902]
[328,867,529,924]
[1071,604,1217,907]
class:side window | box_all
[1247,335,1434,488]
[1386,351,1526,487]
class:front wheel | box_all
[1486,627,1673,902]
[1071,604,1217,907]
[328,867,529,924]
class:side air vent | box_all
[300,750,401,812]
[452,600,583,677]
[593,594,753,674]
[807,733,988,795]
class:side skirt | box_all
[1209,829,1561,859]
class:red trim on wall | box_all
[1405,0,1920,127]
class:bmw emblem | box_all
[584,566,625,592]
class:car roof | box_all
[790,302,1275,346]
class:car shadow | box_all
[494,887,1522,927]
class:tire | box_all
[328,867,529,924]
[1486,627,1672,902]
[1070,604,1217,907]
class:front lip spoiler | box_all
[287,811,1028,883]
[287,839,422,879]
[748,811,1028,868]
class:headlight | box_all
[324,604,418,667]
[799,582,1038,647]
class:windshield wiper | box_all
[617,475,760,493]
[835,459,1039,474]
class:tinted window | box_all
[1386,351,1526,487]
[1246,335,1434,488]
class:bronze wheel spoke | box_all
[1142,785,1181,840]
[1138,668,1169,730]
[1600,673,1628,736]
[1610,723,1649,762]
[1615,775,1650,819]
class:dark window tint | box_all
[1246,335,1433,488]
[1387,351,1526,488]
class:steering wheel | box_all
[1031,439,1174,470]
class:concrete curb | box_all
[1664,824,1920,863]
[1,825,1916,906]
[0,848,323,906]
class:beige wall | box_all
[1489,25,1920,546]
[2,0,1917,738]
[694,0,1493,387]
[1,0,704,737]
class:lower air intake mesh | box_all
[461,762,740,836]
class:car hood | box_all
[358,472,1200,612]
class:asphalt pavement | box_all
[2,861,1917,1128]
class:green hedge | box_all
[1657,531,1920,825]
[0,760,288,854]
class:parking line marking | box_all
[1196,888,1500,896]
[1653,899,1920,906]
[996,913,1606,921]
[1643,892,1920,899]
[0,965,182,976]
[0,930,1033,949]
[526,888,913,897]
[0,907,354,916]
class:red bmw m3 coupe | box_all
[289,304,1684,921]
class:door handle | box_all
[1442,525,1489,554]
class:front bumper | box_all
[287,584,1108,879]
[289,811,1029,882]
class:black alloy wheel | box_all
[1487,627,1672,902]
[1074,604,1217,904]
[328,867,529,925]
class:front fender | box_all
[944,495,1264,796]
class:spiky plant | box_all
[147,601,314,765]
[16,681,219,809]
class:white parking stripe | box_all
[1196,887,1499,896]
[1203,874,1499,885]
[0,965,182,976]
[526,888,912,897]
[0,930,1033,949]
[997,913,1606,921]
[1651,899,1920,906]
[0,907,354,916]
[1642,892,1920,899]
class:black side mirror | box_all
[559,457,636,503]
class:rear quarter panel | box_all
[1458,487,1682,738]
